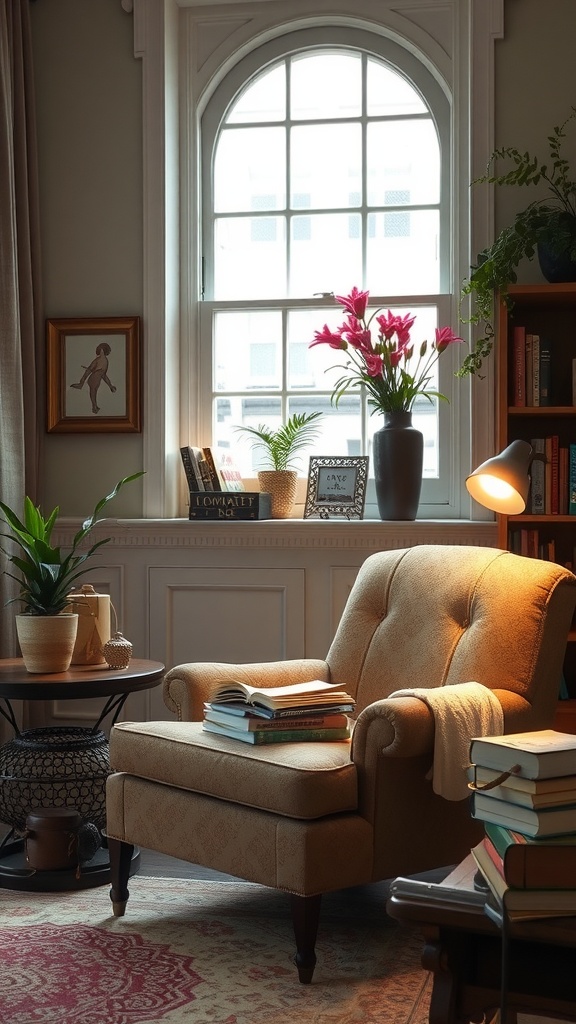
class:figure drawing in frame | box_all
[70,342,117,414]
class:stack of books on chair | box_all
[202,679,355,745]
[467,729,576,920]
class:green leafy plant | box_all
[235,413,322,472]
[459,107,576,378]
[0,472,144,615]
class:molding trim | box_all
[53,518,497,552]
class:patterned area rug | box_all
[0,876,432,1024]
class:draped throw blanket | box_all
[389,681,504,800]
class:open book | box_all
[209,679,355,714]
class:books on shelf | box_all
[529,437,546,514]
[513,325,526,407]
[539,337,552,406]
[469,729,576,780]
[471,839,576,919]
[471,790,576,837]
[202,720,351,744]
[509,328,557,407]
[483,821,576,889]
[570,443,576,515]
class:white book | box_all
[469,729,576,780]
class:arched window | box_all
[130,0,502,520]
[199,28,460,513]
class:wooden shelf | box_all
[498,284,576,714]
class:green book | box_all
[202,721,350,744]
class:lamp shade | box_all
[466,439,533,514]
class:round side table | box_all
[0,657,164,891]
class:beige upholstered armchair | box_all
[106,546,576,982]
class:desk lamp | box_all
[465,439,534,514]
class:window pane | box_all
[214,310,282,391]
[214,217,286,299]
[227,65,286,124]
[367,120,440,206]
[230,397,283,474]
[288,395,361,460]
[290,213,362,297]
[214,127,286,213]
[366,210,440,294]
[290,124,362,209]
[367,60,426,116]
[291,53,361,119]
[287,308,348,393]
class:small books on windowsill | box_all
[469,729,576,780]
[208,679,356,714]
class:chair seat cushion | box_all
[109,721,358,820]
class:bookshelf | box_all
[497,283,576,731]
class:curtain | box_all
[0,0,42,739]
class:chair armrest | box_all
[163,659,330,721]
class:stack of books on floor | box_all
[467,729,576,921]
[202,679,355,744]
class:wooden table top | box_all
[0,657,165,700]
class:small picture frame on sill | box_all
[303,456,369,520]
[46,316,141,433]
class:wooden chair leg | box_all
[108,836,134,917]
[290,893,322,984]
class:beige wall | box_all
[29,0,576,515]
[31,0,143,517]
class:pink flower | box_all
[363,351,383,376]
[310,287,464,414]
[310,325,346,350]
[435,326,464,352]
[340,316,372,351]
[335,286,369,320]
[376,311,416,343]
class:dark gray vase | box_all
[372,411,424,521]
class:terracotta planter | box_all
[258,470,298,519]
[16,613,79,674]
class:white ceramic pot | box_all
[16,613,79,674]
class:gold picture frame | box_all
[303,456,369,520]
[46,316,141,433]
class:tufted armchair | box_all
[106,546,576,982]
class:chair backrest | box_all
[326,545,576,724]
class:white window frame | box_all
[199,31,454,515]
[129,0,503,520]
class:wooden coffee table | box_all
[387,855,576,1024]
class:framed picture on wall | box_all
[303,456,369,520]
[46,316,141,433]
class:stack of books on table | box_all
[467,729,576,920]
[202,679,355,745]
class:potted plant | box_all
[459,106,576,378]
[235,412,322,518]
[0,472,143,673]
